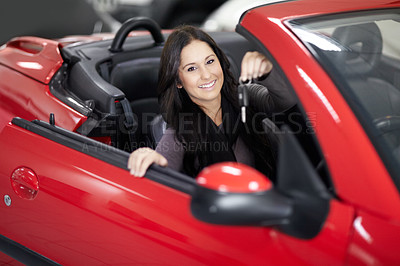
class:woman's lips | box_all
[199,80,216,90]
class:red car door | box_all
[0,116,355,265]
[0,117,200,265]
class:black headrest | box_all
[110,57,160,101]
[332,22,382,75]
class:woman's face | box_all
[177,40,224,107]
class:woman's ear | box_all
[177,83,183,89]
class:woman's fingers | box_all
[137,153,154,177]
[240,52,250,81]
[251,53,263,79]
[130,148,146,175]
[240,52,251,81]
[130,148,156,177]
[240,51,273,82]
[127,148,167,177]
[260,59,273,77]
[156,155,168,167]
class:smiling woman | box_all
[177,40,224,122]
[127,25,295,178]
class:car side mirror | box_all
[190,162,292,226]
[190,126,331,239]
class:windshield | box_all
[288,10,400,188]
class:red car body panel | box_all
[0,122,355,265]
[254,0,396,20]
[347,210,400,265]
[1,0,400,265]
[241,0,400,219]
[0,39,86,132]
[0,37,63,84]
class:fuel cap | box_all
[11,167,39,200]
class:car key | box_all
[238,79,251,123]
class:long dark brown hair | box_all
[158,25,277,178]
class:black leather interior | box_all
[110,57,160,101]
[332,22,400,150]
[349,77,400,118]
[332,22,400,119]
[110,57,161,147]
[332,22,383,75]
[131,98,160,146]
[146,114,167,148]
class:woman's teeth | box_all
[199,80,216,88]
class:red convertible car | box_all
[1,0,400,265]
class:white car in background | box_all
[88,0,227,28]
[202,0,286,31]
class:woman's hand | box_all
[240,51,273,82]
[127,147,168,177]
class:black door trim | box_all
[12,117,196,194]
[0,234,60,266]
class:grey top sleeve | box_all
[155,128,184,172]
[248,68,296,114]
[155,128,256,174]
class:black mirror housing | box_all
[191,186,292,226]
[190,127,331,239]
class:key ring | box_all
[239,78,252,86]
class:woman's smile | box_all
[199,79,216,90]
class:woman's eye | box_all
[187,66,196,72]
[206,59,214,65]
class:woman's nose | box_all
[200,66,211,79]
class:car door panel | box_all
[347,209,400,265]
[275,200,355,265]
[0,120,202,265]
[0,118,355,265]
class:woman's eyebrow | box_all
[182,54,215,69]
[205,54,215,61]
[182,62,195,69]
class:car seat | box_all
[110,57,161,148]
[332,22,400,119]
[332,22,400,149]
[145,114,167,149]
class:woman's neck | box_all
[200,96,222,126]
[204,107,222,126]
